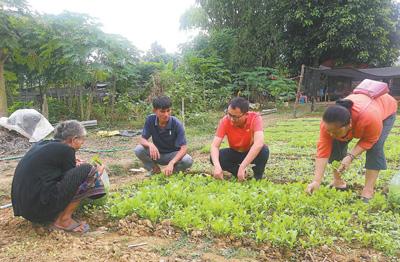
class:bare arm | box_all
[350,145,365,158]
[237,131,264,181]
[313,157,329,183]
[139,136,160,160]
[210,136,224,179]
[306,157,328,194]
[337,144,365,173]
[170,145,187,165]
[139,136,152,148]
[240,131,264,168]
[163,145,188,176]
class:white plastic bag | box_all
[101,170,110,190]
[0,109,54,142]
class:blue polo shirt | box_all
[142,114,187,154]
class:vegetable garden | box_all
[106,117,400,257]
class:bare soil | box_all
[0,116,394,261]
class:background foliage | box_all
[1,0,399,123]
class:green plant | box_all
[106,117,400,256]
[7,101,34,115]
[107,174,400,254]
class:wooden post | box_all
[324,86,329,102]
[293,64,305,118]
[41,93,49,119]
[311,96,315,112]
[181,97,185,128]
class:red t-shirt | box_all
[317,93,398,158]
[215,112,263,152]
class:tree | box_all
[273,0,400,72]
[2,5,147,122]
[180,29,236,70]
[42,12,107,119]
[179,5,208,30]
[184,0,400,73]
[144,42,175,64]
[0,0,30,116]
[183,0,281,71]
[97,33,140,119]
[13,13,58,118]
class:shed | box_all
[303,66,400,101]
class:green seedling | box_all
[331,160,341,172]
[91,154,102,165]
[106,117,400,256]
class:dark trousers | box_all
[211,145,269,180]
[53,164,93,218]
[328,113,396,170]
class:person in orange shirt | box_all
[210,97,269,181]
[306,92,397,202]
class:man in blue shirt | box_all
[134,96,193,176]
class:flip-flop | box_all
[361,196,371,203]
[72,219,90,233]
[328,184,348,191]
[51,221,90,234]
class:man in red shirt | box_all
[210,97,269,181]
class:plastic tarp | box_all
[314,66,400,80]
[0,109,54,142]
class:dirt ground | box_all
[0,113,394,261]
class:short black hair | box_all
[152,96,172,109]
[229,97,249,113]
[322,99,354,126]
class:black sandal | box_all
[328,184,349,191]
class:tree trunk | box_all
[111,75,116,121]
[68,80,74,109]
[62,82,67,104]
[86,82,96,120]
[5,76,14,105]
[0,54,8,117]
[79,86,84,120]
[39,81,49,118]
[38,82,44,113]
[293,64,305,118]
[41,93,49,119]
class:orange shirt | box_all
[216,112,263,152]
[317,93,397,158]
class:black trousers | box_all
[211,145,269,180]
[328,114,396,170]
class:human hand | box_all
[237,166,246,182]
[76,157,85,166]
[149,143,160,160]
[96,164,106,175]
[305,180,320,194]
[337,155,353,173]
[213,166,223,180]
[163,162,174,176]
